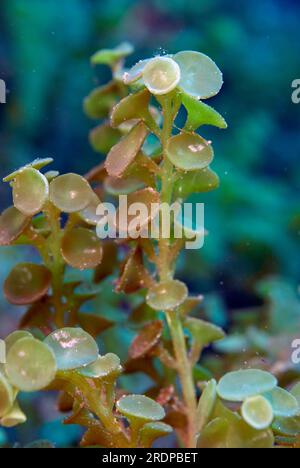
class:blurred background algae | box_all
[0,0,300,447]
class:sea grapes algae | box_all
[0,44,299,449]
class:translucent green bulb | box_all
[49,173,94,213]
[44,328,99,371]
[12,168,49,216]
[143,56,181,95]
[5,338,57,392]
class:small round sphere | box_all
[5,338,57,392]
[143,57,181,95]
[49,174,93,213]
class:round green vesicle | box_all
[49,174,93,213]
[12,168,49,216]
[241,396,274,430]
[61,227,103,270]
[217,369,277,402]
[166,133,214,172]
[77,353,121,379]
[123,59,150,85]
[0,401,27,428]
[5,338,57,392]
[146,280,188,311]
[174,51,223,99]
[0,207,30,246]
[0,372,14,417]
[44,328,99,371]
[4,263,52,305]
[117,395,165,422]
[5,331,33,353]
[143,56,181,95]
[263,387,299,418]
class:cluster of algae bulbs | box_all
[1,44,300,449]
[124,50,223,99]
[216,370,300,432]
[0,328,171,445]
[0,158,106,278]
